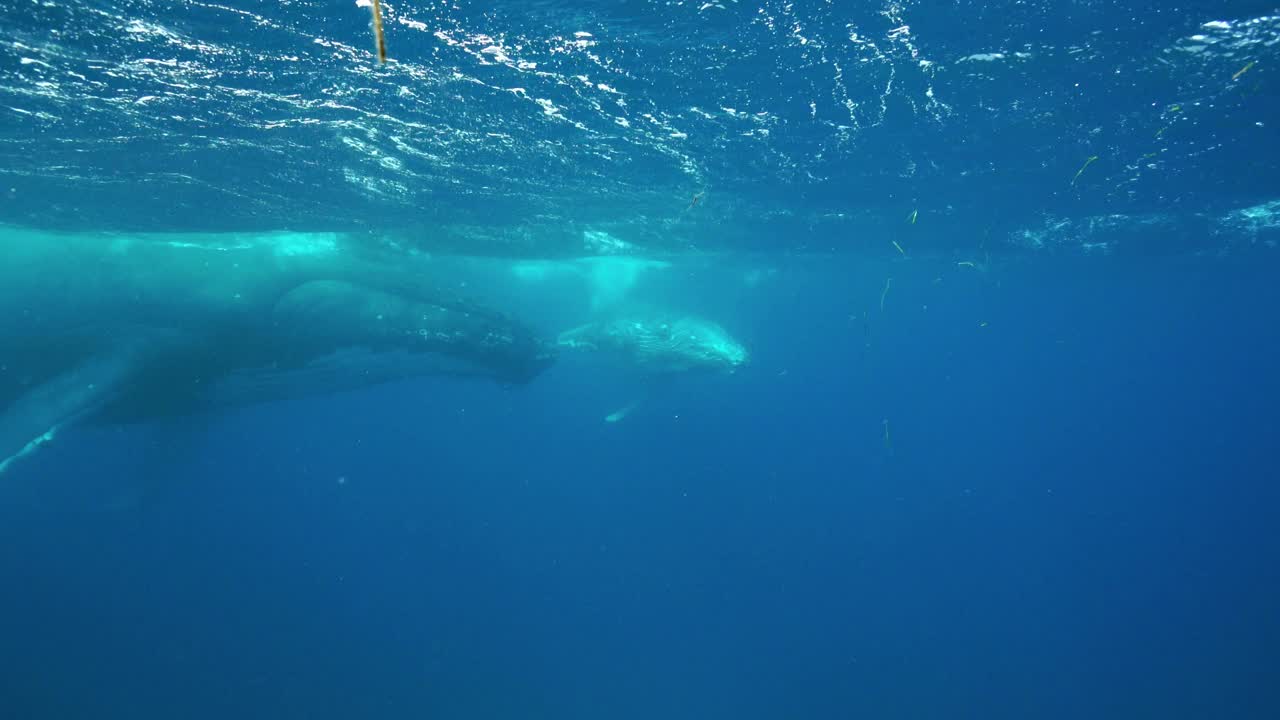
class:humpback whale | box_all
[557,312,748,374]
[0,229,556,473]
[555,311,747,423]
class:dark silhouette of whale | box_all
[0,229,556,473]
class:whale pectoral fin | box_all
[0,372,108,474]
[603,399,643,423]
[0,333,178,475]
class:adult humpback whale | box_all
[0,229,556,473]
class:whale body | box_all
[557,313,748,375]
[0,229,556,473]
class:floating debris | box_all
[907,209,918,224]
[891,239,907,256]
[880,277,892,312]
[1233,61,1255,81]
[370,0,387,63]
[680,191,705,217]
[1071,155,1098,186]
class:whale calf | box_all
[557,312,748,374]
[555,311,747,423]
[0,229,556,473]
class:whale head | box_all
[665,317,749,373]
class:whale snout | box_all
[710,339,749,372]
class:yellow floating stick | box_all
[892,240,906,256]
[1233,61,1255,81]
[1071,155,1098,186]
[371,0,388,63]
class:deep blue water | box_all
[4,254,1278,718]
[3,0,1280,718]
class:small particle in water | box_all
[337,476,347,485]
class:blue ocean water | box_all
[2,1,1279,718]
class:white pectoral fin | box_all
[0,337,167,475]
[0,425,60,475]
[603,399,642,423]
[0,371,120,475]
